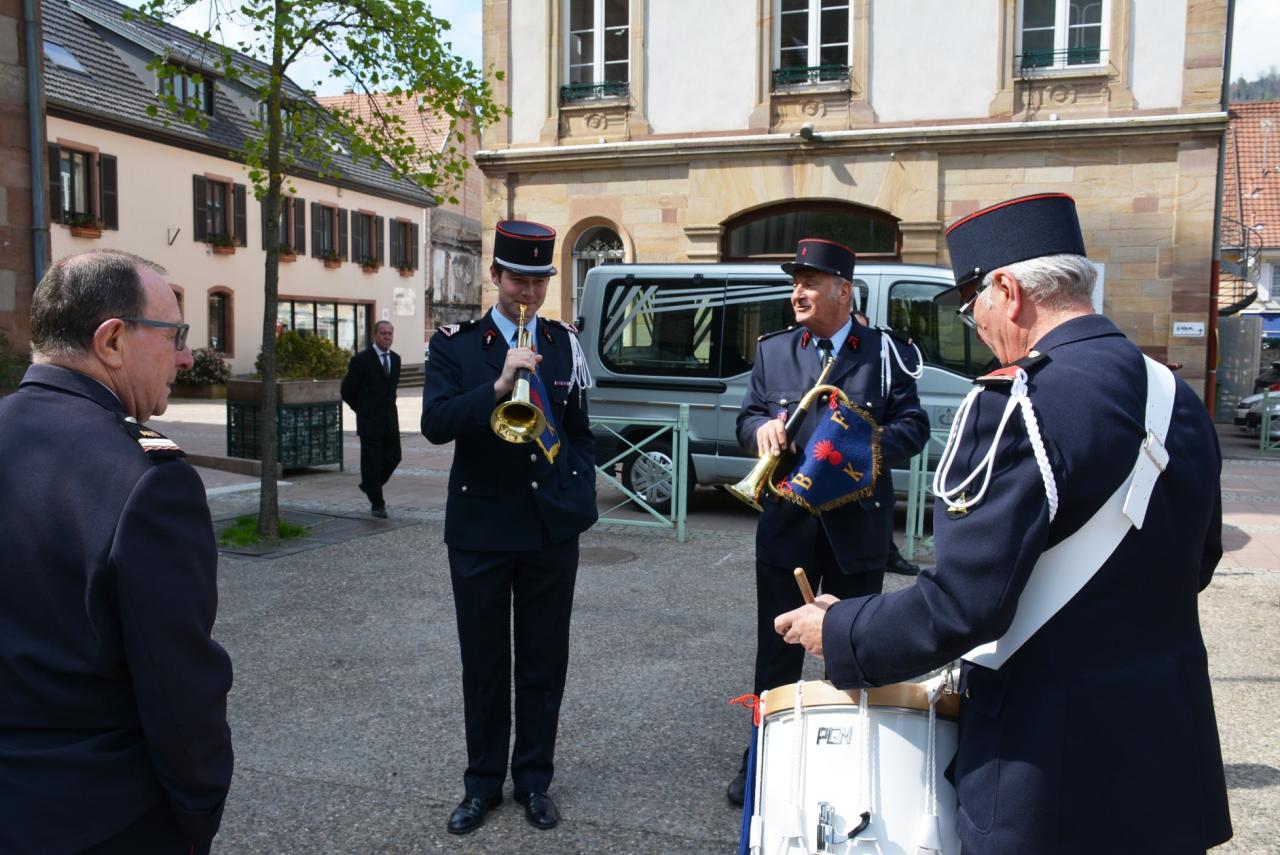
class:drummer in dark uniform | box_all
[728,238,930,804]
[775,194,1233,853]
[422,220,597,836]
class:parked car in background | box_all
[1235,385,1280,437]
[578,262,996,512]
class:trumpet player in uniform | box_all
[422,220,597,835]
[726,238,929,805]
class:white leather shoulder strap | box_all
[963,355,1176,670]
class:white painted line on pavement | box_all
[205,481,292,498]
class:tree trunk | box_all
[256,3,288,542]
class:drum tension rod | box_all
[816,802,871,852]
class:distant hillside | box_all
[1232,68,1280,103]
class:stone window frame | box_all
[540,0,651,142]
[989,0,1134,117]
[749,0,872,132]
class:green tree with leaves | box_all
[128,0,503,540]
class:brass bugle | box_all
[491,305,548,444]
[727,356,837,510]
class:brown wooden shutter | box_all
[48,144,62,224]
[99,155,118,230]
[293,197,306,255]
[374,216,385,265]
[310,202,321,257]
[233,183,247,246]
[192,176,208,242]
[389,219,402,267]
[338,208,349,260]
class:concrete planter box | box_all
[226,377,342,404]
[172,382,227,399]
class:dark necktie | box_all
[817,338,834,367]
[380,352,390,377]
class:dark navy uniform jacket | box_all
[341,345,401,438]
[422,310,597,550]
[737,321,929,572]
[823,315,1232,853]
[0,365,234,854]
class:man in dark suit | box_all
[776,195,1232,853]
[342,320,401,518]
[0,249,234,854]
[422,220,597,835]
[728,238,930,804]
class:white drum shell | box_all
[751,692,960,855]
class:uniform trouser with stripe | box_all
[448,539,578,798]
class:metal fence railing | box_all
[1263,391,1280,455]
[591,405,689,542]
[903,428,954,561]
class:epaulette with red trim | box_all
[118,415,185,460]
[435,319,479,338]
[757,325,796,343]
[973,351,1049,388]
[554,319,579,334]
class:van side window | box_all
[599,278,721,376]
[887,279,997,379]
[722,280,794,376]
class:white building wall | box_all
[47,116,427,374]
[870,0,998,122]
[510,2,551,144]
[644,0,758,134]
[1131,0,1188,109]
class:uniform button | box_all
[461,485,468,492]
[530,453,538,462]
[874,501,881,508]
[572,470,578,476]
[780,398,789,405]
[531,480,539,490]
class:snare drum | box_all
[746,680,960,855]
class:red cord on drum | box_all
[728,693,762,726]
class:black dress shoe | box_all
[886,545,920,576]
[371,506,388,519]
[447,793,501,835]
[514,790,560,829]
[727,748,748,806]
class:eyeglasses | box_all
[954,279,989,331]
[120,316,190,351]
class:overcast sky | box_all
[127,1,1273,95]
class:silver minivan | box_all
[579,262,998,510]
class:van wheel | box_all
[621,439,688,514]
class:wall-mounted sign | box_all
[1173,322,1205,338]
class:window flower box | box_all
[397,266,415,278]
[212,244,236,255]
[360,256,381,274]
[69,225,103,239]
[322,251,342,269]
[278,247,298,263]
[66,215,105,239]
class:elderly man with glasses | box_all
[0,249,233,855]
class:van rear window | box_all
[887,279,998,379]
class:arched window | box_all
[572,226,624,315]
[721,201,900,262]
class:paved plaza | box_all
[152,391,1280,854]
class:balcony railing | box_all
[772,64,851,88]
[1015,47,1107,73]
[560,80,629,103]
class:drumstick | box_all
[793,567,815,604]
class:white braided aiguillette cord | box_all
[1014,388,1059,522]
[567,330,593,392]
[859,689,872,821]
[880,336,925,397]
[933,387,1021,514]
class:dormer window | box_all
[160,65,213,115]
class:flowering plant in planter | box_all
[210,233,237,253]
[360,255,381,272]
[278,243,298,259]
[395,261,415,276]
[66,213,105,236]
[321,250,342,267]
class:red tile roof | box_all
[1224,100,1280,251]
[317,91,480,218]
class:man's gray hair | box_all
[981,253,1096,311]
[374,320,394,332]
[30,250,165,358]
